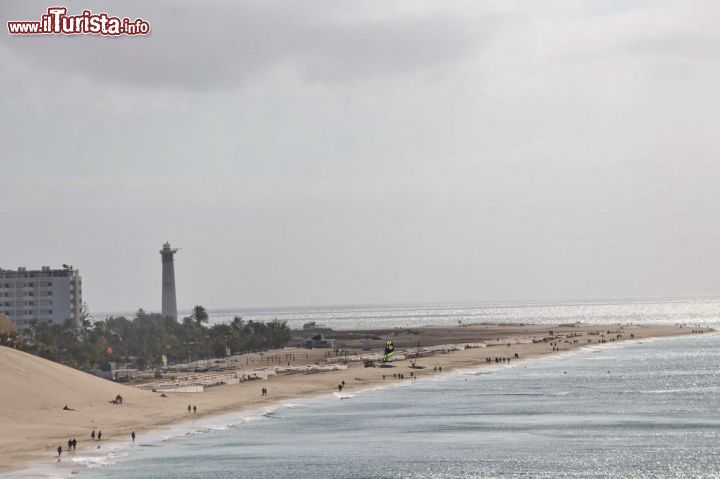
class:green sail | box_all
[383,339,396,361]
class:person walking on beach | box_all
[91,430,95,440]
[67,439,72,451]
[98,431,102,441]
[187,404,191,413]
[193,405,197,414]
[72,438,77,451]
[131,431,136,443]
[57,445,62,458]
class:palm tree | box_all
[78,302,93,336]
[191,305,209,325]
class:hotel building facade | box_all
[0,266,82,330]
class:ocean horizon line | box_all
[94,294,720,319]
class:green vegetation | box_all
[1,307,291,371]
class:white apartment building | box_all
[0,266,82,330]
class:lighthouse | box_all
[160,242,179,321]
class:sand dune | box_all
[0,347,149,410]
[0,347,156,473]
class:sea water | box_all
[22,331,720,478]
[203,297,720,330]
[101,297,720,331]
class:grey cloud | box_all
[1,0,489,90]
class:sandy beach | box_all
[0,322,708,475]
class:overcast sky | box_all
[1,0,719,313]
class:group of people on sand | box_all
[378,366,447,380]
[58,431,136,458]
[187,404,198,414]
[58,431,98,458]
[57,438,78,457]
[486,356,515,363]
[57,396,138,459]
[261,387,268,396]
